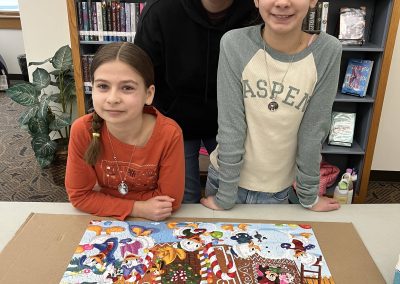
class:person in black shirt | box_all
[135,0,258,203]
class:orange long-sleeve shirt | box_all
[65,107,184,220]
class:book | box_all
[338,7,366,45]
[119,2,126,41]
[87,0,94,41]
[130,3,136,34]
[116,2,121,41]
[125,2,131,42]
[81,1,89,41]
[341,58,374,97]
[77,2,84,40]
[328,112,356,147]
[308,6,316,31]
[320,2,329,32]
[91,1,98,41]
[315,2,323,31]
[111,1,117,41]
[96,2,103,41]
[101,0,108,41]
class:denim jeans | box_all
[205,165,290,204]
[183,138,217,203]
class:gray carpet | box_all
[0,86,399,204]
[0,91,68,202]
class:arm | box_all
[157,125,185,210]
[131,124,185,212]
[65,119,134,220]
[213,34,247,210]
[295,38,342,211]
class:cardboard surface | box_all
[0,213,385,284]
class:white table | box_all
[1,202,399,283]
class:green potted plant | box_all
[6,45,75,168]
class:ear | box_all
[254,0,259,9]
[309,0,318,9]
[145,85,155,105]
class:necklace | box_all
[263,39,301,112]
[107,129,136,195]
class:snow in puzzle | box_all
[60,220,334,283]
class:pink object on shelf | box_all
[293,161,340,196]
[199,147,209,156]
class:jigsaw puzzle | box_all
[60,220,334,283]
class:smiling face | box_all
[255,0,317,35]
[92,60,154,128]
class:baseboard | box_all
[369,170,400,182]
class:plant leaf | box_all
[38,98,50,120]
[19,106,39,126]
[31,134,57,157]
[52,45,73,71]
[36,155,54,168]
[28,117,48,135]
[64,79,76,101]
[5,83,40,106]
[32,68,51,90]
[49,114,71,131]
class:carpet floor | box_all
[0,91,68,202]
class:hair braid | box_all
[84,112,104,165]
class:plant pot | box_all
[49,138,68,187]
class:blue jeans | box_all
[205,165,290,204]
[183,138,217,203]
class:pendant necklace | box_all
[107,129,136,195]
[263,38,301,112]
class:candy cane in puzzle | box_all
[125,251,154,282]
[202,242,237,281]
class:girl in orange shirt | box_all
[66,42,184,221]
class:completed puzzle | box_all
[60,221,334,283]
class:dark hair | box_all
[84,42,155,165]
[91,42,154,87]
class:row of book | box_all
[303,3,368,46]
[77,0,146,42]
[302,1,329,33]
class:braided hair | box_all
[84,112,104,165]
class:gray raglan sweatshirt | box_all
[209,24,342,209]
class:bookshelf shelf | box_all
[342,43,385,52]
[322,141,364,155]
[80,40,110,45]
[335,93,375,103]
[66,0,400,204]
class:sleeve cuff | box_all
[299,195,319,209]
